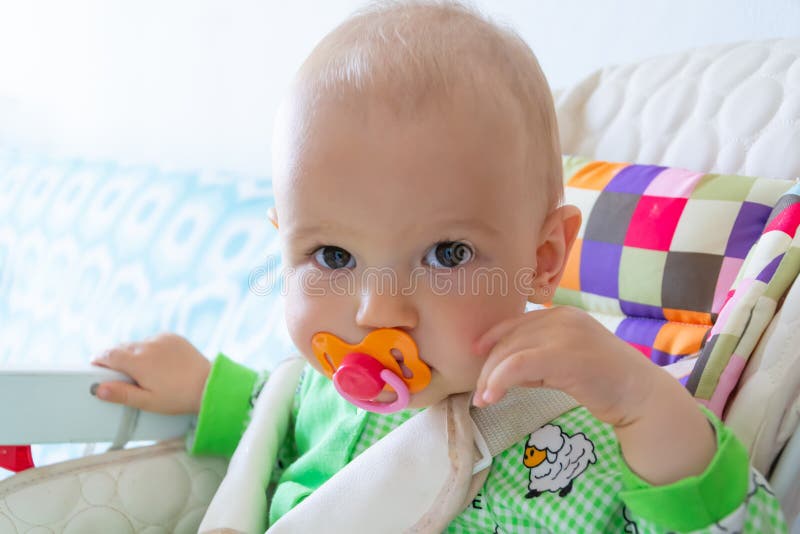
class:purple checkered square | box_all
[615,317,664,347]
[619,300,666,320]
[756,254,783,283]
[579,240,622,298]
[651,348,684,366]
[605,165,667,194]
[725,201,773,259]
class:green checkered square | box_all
[745,177,793,206]
[694,333,740,399]
[618,247,666,306]
[352,409,418,457]
[579,292,624,316]
[563,155,591,185]
[670,199,742,255]
[690,174,756,201]
[568,186,604,240]
[765,246,800,301]
[553,287,584,308]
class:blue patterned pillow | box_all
[0,148,293,371]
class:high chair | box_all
[1,38,798,532]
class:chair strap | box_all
[471,387,579,459]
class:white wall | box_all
[0,0,798,175]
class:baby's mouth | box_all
[373,390,398,403]
[373,363,434,403]
[310,328,432,413]
[391,347,416,379]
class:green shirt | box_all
[191,355,787,533]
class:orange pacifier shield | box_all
[311,328,432,413]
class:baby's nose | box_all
[355,290,418,330]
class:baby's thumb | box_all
[93,381,151,411]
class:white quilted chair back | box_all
[554,37,800,527]
[556,39,800,180]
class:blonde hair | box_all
[293,0,563,210]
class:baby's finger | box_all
[475,321,547,396]
[473,314,529,356]
[93,381,152,411]
[91,346,137,376]
[481,349,547,405]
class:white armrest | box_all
[0,367,194,445]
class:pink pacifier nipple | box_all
[311,328,431,414]
[331,352,411,413]
[333,353,386,400]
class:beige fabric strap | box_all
[201,366,579,534]
[199,357,305,534]
[268,393,479,534]
[470,387,579,458]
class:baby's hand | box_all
[473,306,655,427]
[473,306,716,485]
[91,333,211,415]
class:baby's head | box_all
[271,1,580,408]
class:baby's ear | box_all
[528,205,581,304]
[267,207,279,229]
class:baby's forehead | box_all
[277,99,541,240]
[273,1,563,212]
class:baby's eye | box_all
[424,241,474,269]
[313,246,356,270]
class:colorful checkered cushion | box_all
[555,157,800,414]
[687,181,800,415]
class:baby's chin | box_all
[370,389,435,407]
[404,374,472,409]
[406,392,447,409]
[366,386,444,409]
[360,387,463,410]
[369,391,442,409]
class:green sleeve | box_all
[618,407,750,532]
[187,353,267,458]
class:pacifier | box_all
[311,328,432,413]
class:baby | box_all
[92,1,785,532]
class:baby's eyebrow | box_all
[286,218,499,242]
[284,222,360,241]
[434,218,500,237]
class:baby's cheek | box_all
[443,297,526,375]
[284,279,354,361]
[284,303,314,363]
[435,304,495,373]
[460,297,518,338]
[284,292,326,356]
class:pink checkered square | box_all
[712,257,744,314]
[643,168,706,198]
[624,196,687,251]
